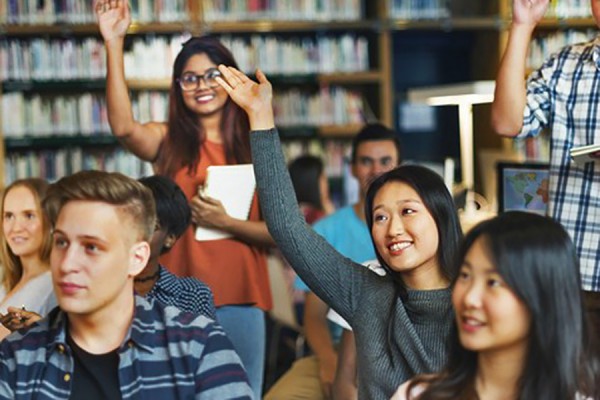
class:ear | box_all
[129,241,151,278]
[163,233,177,250]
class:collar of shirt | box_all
[44,296,156,359]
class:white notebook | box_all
[195,164,256,241]
[570,143,600,166]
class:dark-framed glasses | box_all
[177,68,222,91]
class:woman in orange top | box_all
[97,2,273,397]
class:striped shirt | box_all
[521,36,600,291]
[146,265,217,320]
[0,296,253,399]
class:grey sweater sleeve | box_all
[251,128,377,324]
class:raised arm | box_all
[96,0,165,161]
[215,65,377,323]
[491,0,549,137]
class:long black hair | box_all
[288,155,325,209]
[157,36,251,177]
[409,211,600,400]
[365,165,463,290]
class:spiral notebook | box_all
[194,164,256,241]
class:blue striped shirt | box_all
[521,36,600,291]
[0,296,253,399]
[146,265,217,320]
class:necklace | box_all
[134,270,160,283]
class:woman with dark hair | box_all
[288,155,335,223]
[393,211,600,400]
[0,179,57,339]
[96,2,273,396]
[214,65,464,398]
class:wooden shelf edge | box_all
[389,17,503,31]
[4,134,117,149]
[318,124,363,137]
[1,22,194,35]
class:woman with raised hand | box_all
[215,64,463,399]
[392,212,600,400]
[0,179,56,340]
[96,1,273,396]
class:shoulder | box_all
[153,268,215,316]
[1,308,62,359]
[538,38,597,74]
[134,295,217,337]
[313,206,354,230]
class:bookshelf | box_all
[0,0,597,197]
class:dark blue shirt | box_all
[0,296,252,399]
[146,265,217,320]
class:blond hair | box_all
[1,179,52,292]
[44,171,156,245]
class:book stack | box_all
[389,0,450,20]
[219,34,369,75]
[0,0,188,24]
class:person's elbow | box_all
[491,108,522,138]
[109,120,135,139]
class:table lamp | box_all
[408,81,496,229]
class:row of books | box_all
[2,87,365,137]
[5,141,356,204]
[1,37,108,81]
[203,0,362,21]
[545,0,591,18]
[273,87,365,127]
[388,0,450,20]
[528,30,598,69]
[219,35,369,75]
[4,148,153,184]
[513,134,550,163]
[0,0,188,24]
[1,34,369,81]
[1,91,169,137]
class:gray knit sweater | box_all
[251,129,454,400]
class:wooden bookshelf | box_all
[0,0,594,185]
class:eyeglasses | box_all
[177,68,222,91]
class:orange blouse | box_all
[159,140,272,310]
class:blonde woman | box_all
[0,179,57,339]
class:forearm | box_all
[491,23,535,136]
[332,330,358,400]
[250,129,366,323]
[304,294,337,363]
[105,39,136,138]
[219,218,275,247]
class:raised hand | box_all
[216,65,275,130]
[512,0,549,26]
[95,0,131,43]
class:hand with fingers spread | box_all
[512,0,549,26]
[95,0,131,43]
[215,65,275,130]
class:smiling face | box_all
[370,181,443,288]
[2,186,45,261]
[51,200,148,319]
[179,53,229,118]
[452,237,531,356]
